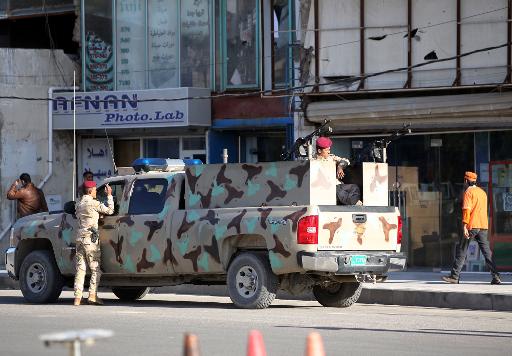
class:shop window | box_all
[223,0,259,88]
[143,138,180,158]
[97,180,125,215]
[272,0,291,85]
[84,0,215,91]
[129,178,168,214]
[84,0,114,91]
[490,131,512,161]
[114,139,140,167]
[116,0,146,89]
[182,137,206,150]
[381,133,474,269]
[180,0,212,88]
[148,0,179,88]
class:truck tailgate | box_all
[317,206,400,251]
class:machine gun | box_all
[281,119,333,161]
[354,124,411,163]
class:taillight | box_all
[297,215,318,244]
[397,215,403,244]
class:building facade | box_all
[71,0,295,172]
[299,0,512,271]
[2,0,512,272]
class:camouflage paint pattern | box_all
[185,161,337,209]
[169,205,316,274]
[318,208,400,251]
[363,162,389,206]
[12,160,401,281]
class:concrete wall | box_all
[303,0,510,91]
[0,49,78,249]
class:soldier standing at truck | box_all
[77,170,94,199]
[313,136,362,205]
[442,171,501,285]
[74,181,114,306]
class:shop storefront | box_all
[52,87,210,183]
[307,91,512,271]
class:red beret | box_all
[316,136,332,149]
[464,171,477,181]
[83,180,97,189]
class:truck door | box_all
[97,180,125,273]
[118,177,175,274]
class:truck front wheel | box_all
[19,250,63,303]
[112,287,150,301]
[227,253,278,309]
[313,282,362,308]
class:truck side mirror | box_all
[63,201,76,215]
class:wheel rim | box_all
[26,262,47,294]
[235,265,259,299]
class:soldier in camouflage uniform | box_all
[73,180,114,306]
[313,136,361,205]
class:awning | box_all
[306,92,512,133]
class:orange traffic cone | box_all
[183,333,200,356]
[247,330,267,356]
[305,332,325,356]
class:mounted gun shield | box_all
[282,119,333,161]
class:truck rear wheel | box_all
[112,287,150,301]
[227,253,278,309]
[19,250,63,303]
[313,282,362,308]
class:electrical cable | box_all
[1,41,510,103]
[42,0,68,86]
[0,5,506,81]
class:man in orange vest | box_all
[442,171,501,284]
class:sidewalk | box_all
[1,270,511,311]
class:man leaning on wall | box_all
[6,173,48,218]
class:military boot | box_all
[87,293,104,305]
[73,296,84,306]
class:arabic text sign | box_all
[52,87,211,130]
[81,138,114,185]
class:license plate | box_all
[350,255,367,266]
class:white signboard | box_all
[81,138,115,184]
[52,87,211,130]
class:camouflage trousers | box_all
[73,240,102,297]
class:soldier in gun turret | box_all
[313,137,362,206]
[73,180,114,306]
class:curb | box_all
[357,288,512,311]
[1,272,511,311]
[149,284,512,312]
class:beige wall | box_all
[0,49,78,242]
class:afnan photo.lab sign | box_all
[52,87,211,130]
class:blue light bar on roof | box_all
[132,158,202,173]
[183,159,203,166]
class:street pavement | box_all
[0,290,511,356]
[1,269,511,311]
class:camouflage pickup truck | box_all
[4,159,405,309]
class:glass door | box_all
[489,161,512,271]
